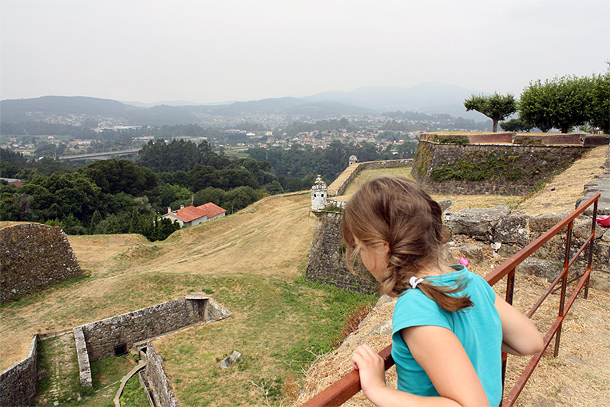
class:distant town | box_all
[1,111,490,160]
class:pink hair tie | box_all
[409,276,425,289]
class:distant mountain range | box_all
[0,83,486,125]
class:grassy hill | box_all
[1,193,378,406]
[2,145,607,406]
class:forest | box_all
[1,137,414,241]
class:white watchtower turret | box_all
[349,155,358,166]
[311,175,328,211]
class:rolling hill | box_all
[0,82,486,125]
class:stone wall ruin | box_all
[0,335,38,407]
[74,294,231,388]
[0,223,83,303]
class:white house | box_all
[163,202,226,227]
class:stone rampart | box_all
[444,206,610,290]
[412,140,587,195]
[513,133,583,145]
[419,132,595,146]
[305,212,377,294]
[143,345,180,407]
[327,159,413,197]
[306,206,610,293]
[73,326,92,387]
[78,296,230,363]
[0,223,82,303]
[583,135,610,146]
[0,335,38,407]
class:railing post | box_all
[501,268,516,398]
[585,201,598,299]
[554,221,573,357]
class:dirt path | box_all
[517,145,608,216]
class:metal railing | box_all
[301,193,601,407]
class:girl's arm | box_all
[494,294,544,356]
[352,325,490,407]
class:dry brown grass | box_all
[295,244,610,406]
[0,193,316,371]
[296,145,610,406]
[1,145,608,405]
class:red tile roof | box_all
[170,202,226,223]
[174,206,207,223]
[197,202,226,218]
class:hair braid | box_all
[341,175,472,312]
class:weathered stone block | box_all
[529,212,571,235]
[494,212,531,245]
[0,224,82,302]
[516,258,562,280]
[445,205,510,241]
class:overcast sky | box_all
[1,0,608,104]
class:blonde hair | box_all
[340,175,472,312]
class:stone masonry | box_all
[0,335,38,407]
[411,140,588,195]
[305,211,377,294]
[0,223,82,303]
[143,345,181,407]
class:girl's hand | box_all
[351,344,387,397]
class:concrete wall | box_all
[0,224,83,303]
[0,335,38,407]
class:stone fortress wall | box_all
[74,294,231,387]
[2,294,231,406]
[0,335,38,407]
[0,223,83,303]
[0,221,231,406]
[306,135,610,293]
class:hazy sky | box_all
[1,0,608,104]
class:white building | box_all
[311,176,328,211]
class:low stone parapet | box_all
[143,345,180,407]
[0,334,38,407]
[73,326,92,387]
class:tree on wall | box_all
[499,118,533,132]
[519,75,599,133]
[464,93,517,132]
[589,71,610,133]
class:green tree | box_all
[159,183,192,209]
[81,159,158,197]
[464,93,517,132]
[499,118,533,132]
[519,75,593,133]
[89,210,103,234]
[222,186,260,214]
[26,172,101,224]
[589,71,610,133]
[193,187,225,206]
[265,180,284,195]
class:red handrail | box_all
[301,193,601,407]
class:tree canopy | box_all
[519,75,593,133]
[464,93,517,132]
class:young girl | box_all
[341,175,543,407]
